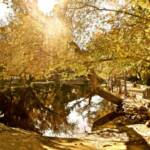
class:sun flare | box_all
[37,0,58,15]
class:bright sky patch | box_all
[0,1,14,27]
[37,0,58,15]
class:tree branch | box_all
[68,3,150,21]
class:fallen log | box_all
[96,87,123,105]
[0,77,123,105]
[87,69,123,105]
[92,111,123,131]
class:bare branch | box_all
[68,3,150,21]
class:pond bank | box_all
[0,123,150,150]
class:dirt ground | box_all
[0,122,150,150]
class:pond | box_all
[43,95,115,137]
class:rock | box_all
[146,120,150,127]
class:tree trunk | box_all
[124,72,127,98]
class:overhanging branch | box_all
[68,3,150,21]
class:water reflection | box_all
[43,95,114,137]
[67,95,102,133]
